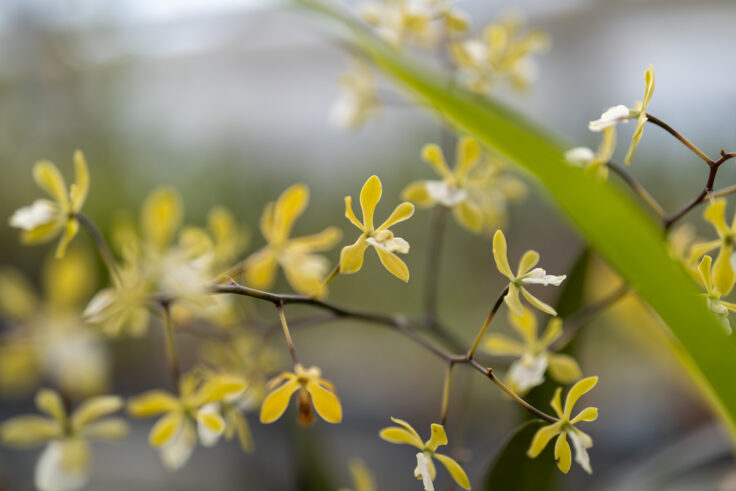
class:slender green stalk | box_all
[440,362,453,425]
[466,287,509,360]
[276,302,299,365]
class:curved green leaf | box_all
[293,0,736,442]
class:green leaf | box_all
[293,0,736,442]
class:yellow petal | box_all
[149,412,184,447]
[141,187,183,251]
[641,65,655,109]
[378,427,423,449]
[401,181,435,207]
[306,380,342,423]
[452,199,483,233]
[360,175,382,231]
[595,126,617,165]
[227,410,255,453]
[344,196,364,230]
[492,230,514,279]
[1,416,62,446]
[35,389,66,422]
[550,387,563,418]
[21,220,62,245]
[624,112,647,166]
[704,199,729,237]
[71,395,123,430]
[272,184,309,244]
[377,202,414,231]
[44,248,95,309]
[527,422,562,458]
[554,433,572,473]
[454,137,481,181]
[713,244,735,295]
[425,423,448,452]
[571,406,598,424]
[539,318,562,347]
[348,459,375,491]
[421,144,452,179]
[81,418,129,441]
[483,334,526,356]
[70,150,89,212]
[259,201,275,243]
[54,218,79,259]
[504,284,524,317]
[340,236,369,274]
[521,288,557,316]
[288,227,342,252]
[196,374,247,405]
[375,248,410,282]
[517,250,540,276]
[244,248,278,290]
[689,240,720,267]
[196,410,226,434]
[698,255,714,293]
[127,390,180,417]
[508,307,538,346]
[259,379,300,423]
[564,376,598,419]
[383,417,424,447]
[434,453,471,489]
[33,160,69,208]
[547,354,582,384]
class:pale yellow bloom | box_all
[330,59,380,130]
[565,126,617,181]
[379,418,470,490]
[244,184,341,297]
[462,155,527,231]
[128,372,247,470]
[527,377,599,474]
[451,13,549,93]
[1,389,127,491]
[588,65,654,166]
[341,175,415,281]
[9,151,90,258]
[697,255,735,335]
[484,307,581,393]
[260,364,342,426]
[689,199,736,296]
[492,230,566,316]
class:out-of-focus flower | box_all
[379,418,470,490]
[127,372,247,470]
[667,223,701,282]
[588,66,654,166]
[0,250,110,397]
[1,388,127,491]
[565,126,617,181]
[341,175,414,281]
[689,199,736,297]
[492,230,565,316]
[260,364,342,426]
[451,13,549,93]
[330,59,381,130]
[484,307,581,393]
[244,184,341,297]
[527,377,598,474]
[359,0,468,48]
[462,155,527,231]
[9,151,89,258]
[338,459,376,491]
[697,255,735,334]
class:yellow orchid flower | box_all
[259,364,342,426]
[244,184,341,297]
[565,126,617,181]
[697,255,735,335]
[484,307,581,393]
[402,137,487,232]
[9,151,90,258]
[128,372,247,470]
[492,230,566,316]
[689,199,736,296]
[462,155,527,231]
[451,13,549,93]
[341,175,415,281]
[329,59,380,130]
[379,418,470,490]
[527,377,599,474]
[588,65,654,166]
[1,388,127,491]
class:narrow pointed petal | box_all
[527,422,562,458]
[492,230,514,279]
[127,391,180,417]
[71,395,123,430]
[379,427,424,449]
[360,175,382,230]
[434,453,471,489]
[564,376,598,419]
[517,250,540,276]
[33,161,69,208]
[483,334,526,356]
[504,284,524,317]
[344,196,364,230]
[571,407,598,424]
[306,381,342,423]
[539,318,563,347]
[508,307,538,346]
[713,245,735,295]
[554,433,572,473]
[377,202,414,231]
[521,288,557,316]
[259,379,300,424]
[550,388,564,418]
[454,137,480,180]
[272,184,309,244]
[421,144,452,179]
[35,389,66,422]
[55,218,79,258]
[375,248,409,282]
[698,255,714,294]
[149,412,184,447]
[704,199,729,237]
[70,150,89,212]
[452,199,484,233]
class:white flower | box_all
[425,180,468,207]
[414,452,434,491]
[507,353,548,393]
[35,440,90,491]
[9,200,59,231]
[521,268,566,286]
[159,422,197,471]
[568,430,593,474]
[564,147,595,167]
[588,105,631,132]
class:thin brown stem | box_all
[645,113,713,165]
[466,287,509,360]
[607,161,666,220]
[276,302,299,365]
[323,263,340,289]
[75,212,122,285]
